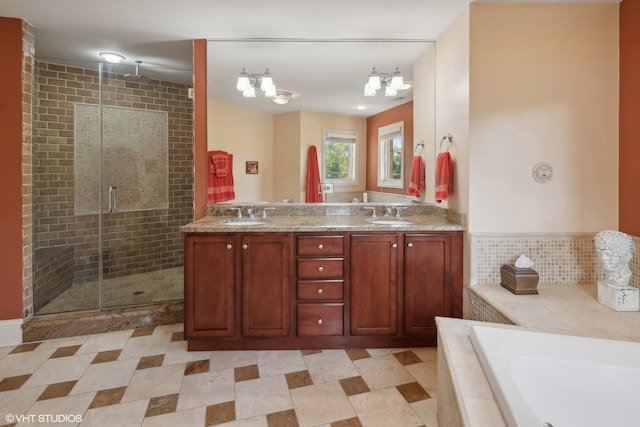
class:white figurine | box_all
[594,230,635,287]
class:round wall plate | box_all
[532,162,553,183]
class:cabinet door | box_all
[403,233,451,334]
[241,233,291,337]
[350,234,398,335]
[184,234,235,337]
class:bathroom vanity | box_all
[182,207,463,350]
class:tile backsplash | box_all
[472,233,640,289]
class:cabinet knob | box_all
[392,243,398,248]
[317,318,323,325]
[407,243,413,248]
[318,266,324,272]
[318,244,324,249]
[317,288,324,294]
[242,244,248,250]
[226,244,233,250]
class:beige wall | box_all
[273,112,301,202]
[207,99,274,202]
[468,3,619,233]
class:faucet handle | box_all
[228,207,242,219]
[383,205,394,217]
[245,205,255,218]
[363,207,377,218]
[262,207,275,219]
[395,207,408,218]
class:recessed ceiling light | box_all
[99,52,125,63]
[356,104,367,110]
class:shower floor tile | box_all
[0,324,440,426]
[37,267,183,315]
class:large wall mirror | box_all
[206,39,435,203]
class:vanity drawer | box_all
[297,303,344,336]
[297,259,344,279]
[297,235,344,256]
[297,280,344,300]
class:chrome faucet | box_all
[395,207,407,218]
[262,207,275,219]
[245,205,255,219]
[383,205,394,217]
[363,207,377,218]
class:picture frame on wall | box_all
[246,161,258,174]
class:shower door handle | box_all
[108,185,118,213]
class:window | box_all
[377,121,404,188]
[322,130,358,187]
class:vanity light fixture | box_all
[271,91,292,105]
[364,67,405,97]
[99,52,125,63]
[236,68,277,98]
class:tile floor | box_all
[0,324,439,427]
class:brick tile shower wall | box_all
[33,62,193,290]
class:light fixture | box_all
[364,67,405,97]
[99,52,125,64]
[237,68,277,98]
[271,91,292,105]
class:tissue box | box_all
[500,264,539,295]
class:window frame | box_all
[321,129,359,188]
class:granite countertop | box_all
[180,214,465,233]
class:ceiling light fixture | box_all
[236,68,277,98]
[363,67,405,97]
[271,91,292,105]
[99,52,125,63]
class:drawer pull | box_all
[407,243,413,248]
[318,244,324,249]
[226,244,233,250]
[317,317,323,325]
[392,243,398,248]
[318,266,324,272]
[317,288,324,294]
[242,244,248,250]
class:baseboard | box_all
[0,318,23,346]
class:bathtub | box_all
[470,325,640,427]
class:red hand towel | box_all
[208,150,235,202]
[435,152,452,203]
[305,145,324,203]
[407,155,425,197]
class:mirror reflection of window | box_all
[377,121,404,188]
[322,130,358,186]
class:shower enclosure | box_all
[31,59,193,315]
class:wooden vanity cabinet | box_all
[184,230,462,350]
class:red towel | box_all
[407,155,425,197]
[207,150,235,202]
[305,145,323,203]
[435,152,453,203]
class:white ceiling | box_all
[0,0,620,117]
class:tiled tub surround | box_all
[31,61,193,315]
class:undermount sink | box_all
[222,220,267,226]
[370,220,414,226]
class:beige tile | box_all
[210,350,257,371]
[405,360,438,397]
[304,350,359,384]
[290,381,355,427]
[24,353,95,387]
[235,375,293,419]
[71,358,138,394]
[119,333,172,359]
[257,350,306,377]
[0,386,47,420]
[411,348,438,363]
[122,363,185,402]
[177,368,235,411]
[26,392,95,425]
[163,340,213,365]
[82,399,149,427]
[0,346,56,378]
[410,397,438,427]
[354,355,415,390]
[349,387,423,427]
[77,330,134,354]
[142,406,206,427]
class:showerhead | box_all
[124,60,151,83]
